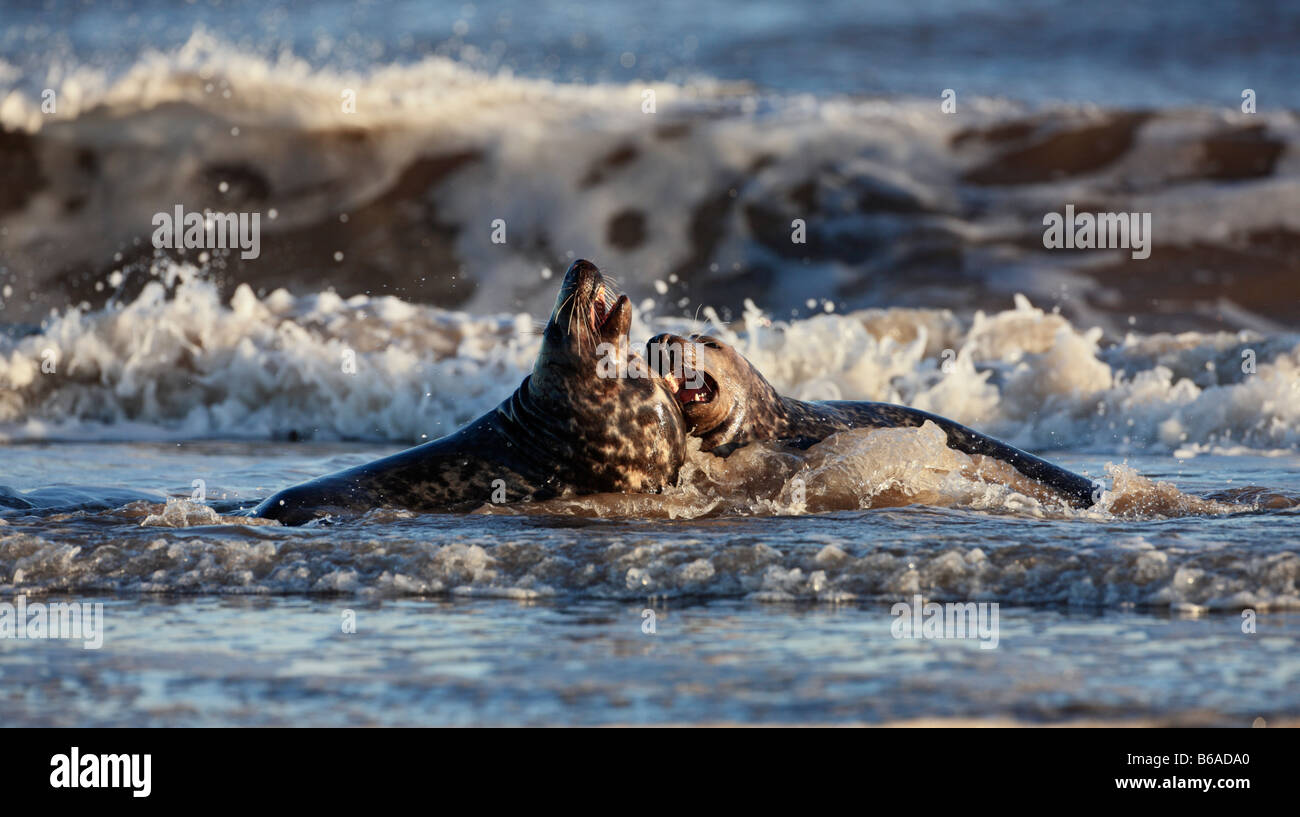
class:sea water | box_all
[2,0,1298,725]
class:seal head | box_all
[253,260,687,524]
[647,331,1098,507]
[646,332,785,451]
[524,260,687,493]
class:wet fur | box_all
[651,333,1099,508]
[255,261,685,525]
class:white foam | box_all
[2,262,1297,455]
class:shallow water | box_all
[4,597,1298,727]
[2,440,1298,725]
[3,0,1299,726]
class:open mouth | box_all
[667,371,718,405]
[590,284,615,333]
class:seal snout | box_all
[646,333,717,404]
[564,258,602,294]
[550,259,630,343]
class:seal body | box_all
[254,260,685,524]
[648,333,1098,508]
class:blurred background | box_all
[0,0,1297,449]
[2,0,1298,336]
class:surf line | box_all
[1043,205,1151,259]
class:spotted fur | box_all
[649,332,1098,508]
[255,260,686,524]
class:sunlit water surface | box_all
[1,441,1296,726]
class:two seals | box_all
[254,261,1094,523]
[648,332,1098,507]
[254,260,686,524]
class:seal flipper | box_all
[936,422,1098,508]
[820,402,1099,508]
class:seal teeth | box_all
[673,372,717,405]
[591,287,607,331]
[592,285,619,333]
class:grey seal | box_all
[253,260,686,524]
[648,332,1098,507]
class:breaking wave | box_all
[2,33,1299,336]
[1,468,1296,608]
[1,262,1296,455]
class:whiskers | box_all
[689,306,726,340]
[599,271,623,293]
[563,289,581,344]
[545,272,624,352]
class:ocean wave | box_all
[1,479,1295,607]
[2,33,1299,334]
[1,264,1296,455]
[2,362,1295,606]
